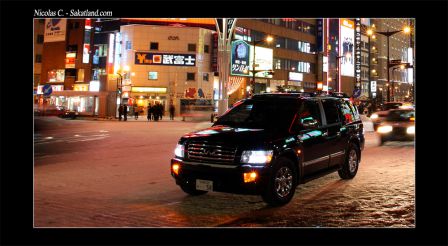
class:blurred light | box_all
[266,87,271,92]
[266,36,274,42]
[377,125,393,134]
[372,35,376,39]
[400,64,405,69]
[297,149,301,155]
[367,29,373,36]
[131,72,136,77]
[172,163,180,175]
[403,26,411,34]
[246,86,251,92]
[243,172,257,183]
[124,65,130,72]
[406,126,415,134]
[370,113,379,119]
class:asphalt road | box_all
[34,116,414,227]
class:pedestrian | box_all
[147,104,152,121]
[123,104,128,121]
[134,104,139,120]
[159,103,164,120]
[118,104,123,121]
[153,102,159,121]
[169,104,175,120]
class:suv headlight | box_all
[407,126,415,134]
[174,144,184,158]
[241,150,273,164]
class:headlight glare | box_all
[377,125,393,134]
[407,126,415,134]
[370,114,379,119]
[241,150,273,164]
[174,144,184,158]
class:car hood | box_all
[181,125,281,147]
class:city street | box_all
[34,116,414,227]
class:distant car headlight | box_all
[370,113,379,119]
[174,144,184,158]
[241,150,273,164]
[377,125,393,134]
[407,126,415,134]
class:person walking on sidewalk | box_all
[123,104,128,121]
[134,104,139,120]
[118,104,123,121]
[169,104,175,120]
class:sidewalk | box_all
[75,115,210,123]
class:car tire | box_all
[338,143,360,179]
[180,184,208,196]
[262,157,297,207]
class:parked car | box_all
[34,105,65,117]
[376,109,415,145]
[170,93,365,206]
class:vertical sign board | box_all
[316,19,324,52]
[355,18,362,87]
[211,32,218,72]
[44,19,67,42]
[340,18,354,77]
[230,40,250,76]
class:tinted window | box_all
[215,99,298,130]
[339,100,357,123]
[187,72,195,81]
[298,100,322,127]
[321,99,340,124]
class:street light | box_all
[250,36,273,97]
[371,26,411,102]
[334,54,349,93]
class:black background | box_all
[1,0,447,245]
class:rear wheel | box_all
[338,143,360,179]
[262,157,297,206]
[180,184,208,196]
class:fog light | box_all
[243,171,257,183]
[172,163,180,175]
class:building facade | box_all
[118,24,215,116]
[370,18,414,103]
[228,18,318,105]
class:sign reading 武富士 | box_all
[135,52,196,66]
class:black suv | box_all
[171,93,364,206]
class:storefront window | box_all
[77,69,85,82]
[48,69,65,82]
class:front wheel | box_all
[262,157,297,206]
[180,184,208,196]
[338,143,360,179]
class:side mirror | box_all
[302,118,318,130]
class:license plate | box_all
[196,179,213,191]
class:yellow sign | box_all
[131,87,167,93]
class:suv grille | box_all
[187,141,237,164]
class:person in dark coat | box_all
[147,104,152,121]
[153,102,159,121]
[118,104,123,121]
[169,104,175,120]
[123,105,128,121]
[134,104,139,120]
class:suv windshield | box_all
[386,110,415,121]
[214,99,299,130]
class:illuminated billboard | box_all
[230,40,250,76]
[44,19,67,42]
[249,45,273,78]
[340,18,354,77]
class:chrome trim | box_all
[182,161,238,169]
[330,150,345,158]
[303,155,329,166]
